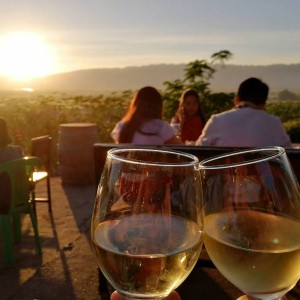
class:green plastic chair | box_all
[0,156,42,266]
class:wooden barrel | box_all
[58,123,97,185]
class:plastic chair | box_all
[31,135,52,214]
[0,157,42,266]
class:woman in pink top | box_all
[111,86,182,145]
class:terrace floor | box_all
[1,177,299,300]
[0,177,99,300]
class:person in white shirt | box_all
[111,86,182,145]
[196,77,292,148]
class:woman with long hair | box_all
[171,89,206,143]
[111,86,181,144]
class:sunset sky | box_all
[1,0,300,79]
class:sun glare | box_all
[0,32,57,80]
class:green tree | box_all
[278,89,297,101]
[162,50,233,119]
[204,92,235,116]
[266,101,300,122]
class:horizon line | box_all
[1,61,300,82]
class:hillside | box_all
[211,64,300,93]
[1,63,300,93]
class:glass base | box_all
[237,295,287,300]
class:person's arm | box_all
[278,124,292,148]
[195,115,219,146]
[282,135,292,148]
[269,116,293,148]
[161,121,184,144]
[111,122,123,143]
[170,116,179,125]
[165,135,183,144]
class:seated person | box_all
[196,77,292,147]
[171,89,206,143]
[0,118,23,164]
[111,86,182,145]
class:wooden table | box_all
[93,144,300,185]
[98,252,300,300]
[178,262,300,299]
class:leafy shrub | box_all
[266,101,300,122]
[203,92,234,117]
[283,119,300,143]
[0,91,132,170]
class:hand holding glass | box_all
[91,148,203,300]
[200,147,300,300]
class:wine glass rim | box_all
[107,147,199,166]
[199,146,286,169]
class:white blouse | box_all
[111,119,175,144]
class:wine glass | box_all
[199,146,300,300]
[170,123,181,139]
[91,148,203,300]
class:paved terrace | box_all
[0,177,99,300]
[1,177,299,300]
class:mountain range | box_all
[1,63,300,94]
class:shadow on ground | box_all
[0,177,99,300]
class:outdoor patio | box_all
[1,176,299,300]
[0,177,99,300]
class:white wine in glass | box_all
[200,147,300,300]
[91,148,203,300]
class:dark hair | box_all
[0,118,12,148]
[237,77,269,106]
[176,89,206,124]
[119,86,163,143]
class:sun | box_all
[0,32,57,80]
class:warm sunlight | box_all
[0,32,57,80]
